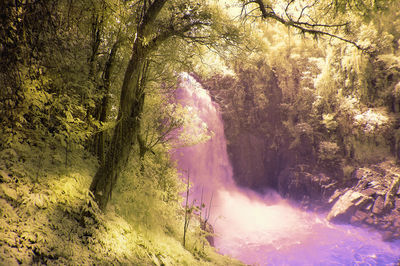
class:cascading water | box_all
[172,73,400,265]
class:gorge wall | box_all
[200,62,325,198]
[201,64,288,191]
[198,58,400,240]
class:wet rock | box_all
[364,202,373,211]
[372,196,385,215]
[327,190,372,222]
[323,162,400,240]
[369,181,380,188]
[350,210,369,225]
[382,222,391,230]
[328,189,344,204]
[228,133,270,189]
[384,174,400,211]
[361,188,376,197]
[393,217,400,228]
[259,155,400,240]
[365,216,375,225]
[205,70,286,191]
[353,169,364,180]
[382,231,396,242]
[355,179,369,190]
[278,165,336,204]
[353,168,372,180]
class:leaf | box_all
[65,111,74,123]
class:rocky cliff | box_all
[327,161,400,241]
[201,64,288,191]
[199,65,400,240]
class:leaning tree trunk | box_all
[89,0,168,210]
[89,44,146,210]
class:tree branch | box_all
[247,0,364,50]
[137,0,168,36]
[145,19,212,53]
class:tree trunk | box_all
[93,40,120,165]
[137,133,148,173]
[89,47,146,210]
[89,0,168,211]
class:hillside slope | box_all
[0,141,242,265]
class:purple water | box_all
[172,73,400,265]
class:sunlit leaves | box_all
[322,113,338,131]
[169,103,213,148]
[354,108,390,135]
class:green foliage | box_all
[343,164,355,180]
[353,139,392,164]
[323,0,396,19]
[113,150,182,232]
[318,141,340,162]
[0,139,240,265]
[322,113,338,132]
[203,0,400,185]
[0,0,116,152]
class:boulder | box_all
[382,231,396,242]
[384,174,400,211]
[365,216,375,225]
[328,189,344,204]
[327,190,372,222]
[393,217,400,227]
[372,196,385,215]
[350,210,369,225]
[353,168,372,180]
[361,188,376,197]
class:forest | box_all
[1,0,400,265]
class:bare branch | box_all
[285,0,296,21]
[247,0,364,50]
[298,1,319,22]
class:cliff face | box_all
[202,63,288,191]
[227,132,287,190]
[201,64,324,194]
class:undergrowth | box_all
[0,137,242,265]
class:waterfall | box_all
[172,73,400,265]
[173,72,235,206]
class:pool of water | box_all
[213,190,400,265]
